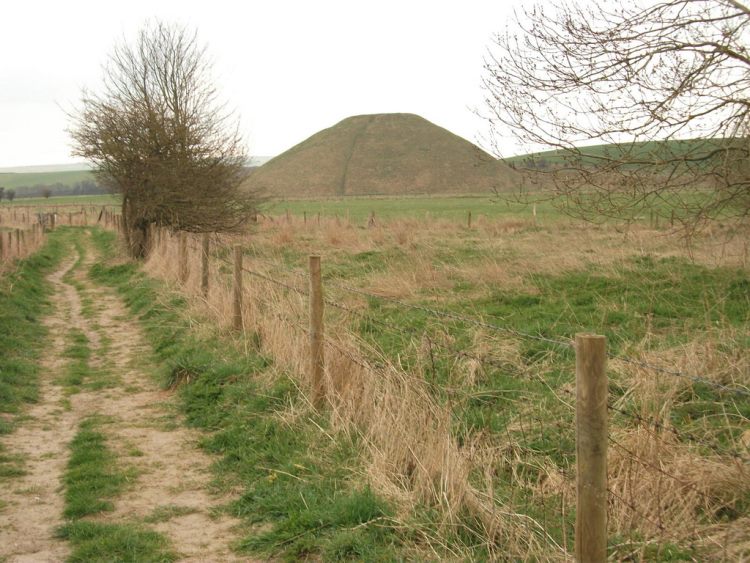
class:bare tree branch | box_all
[483,0,750,235]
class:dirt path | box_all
[0,237,244,562]
[0,255,79,562]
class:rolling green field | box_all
[0,190,715,229]
[2,194,119,207]
[0,170,96,191]
[504,137,736,168]
[268,194,554,222]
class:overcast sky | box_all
[0,0,524,168]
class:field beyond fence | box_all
[137,210,748,560]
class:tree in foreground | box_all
[483,0,750,235]
[70,21,258,257]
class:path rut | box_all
[0,236,244,562]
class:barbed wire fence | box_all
[152,226,749,559]
[0,206,59,268]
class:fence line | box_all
[261,258,748,399]
[225,258,589,412]
[208,237,748,462]
[224,259,745,400]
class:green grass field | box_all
[3,194,119,207]
[268,194,554,222]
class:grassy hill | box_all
[245,113,519,197]
[504,138,742,170]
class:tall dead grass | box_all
[602,328,750,558]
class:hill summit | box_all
[245,113,517,197]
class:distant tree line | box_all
[0,187,15,201]
[3,179,108,199]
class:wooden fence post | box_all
[232,245,243,331]
[467,210,472,229]
[309,255,325,407]
[15,229,20,256]
[575,333,608,563]
[201,233,210,297]
[178,232,189,283]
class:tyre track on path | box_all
[0,255,80,562]
[1,236,247,562]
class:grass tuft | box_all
[63,416,129,519]
[56,521,177,563]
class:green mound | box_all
[245,113,518,197]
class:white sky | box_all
[0,0,523,168]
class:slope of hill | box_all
[504,138,741,170]
[245,113,518,197]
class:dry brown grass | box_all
[140,214,749,560]
[597,328,750,558]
